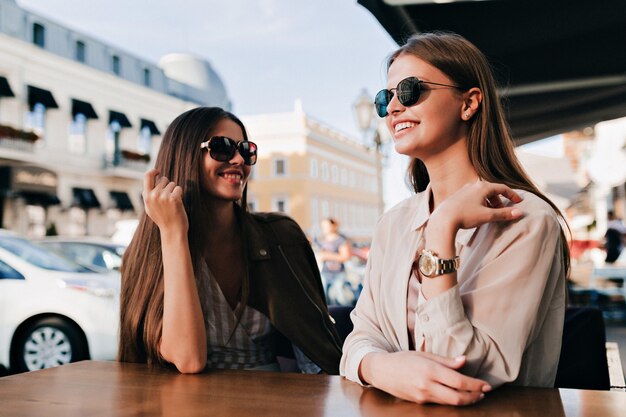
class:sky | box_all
[17,0,414,206]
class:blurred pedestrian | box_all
[317,218,354,305]
[605,210,626,263]
[340,32,570,405]
[118,107,341,374]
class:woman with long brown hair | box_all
[340,32,569,405]
[119,107,342,374]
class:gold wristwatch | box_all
[418,249,460,277]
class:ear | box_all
[460,87,482,121]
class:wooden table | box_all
[1,361,626,416]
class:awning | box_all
[109,110,132,128]
[0,165,58,195]
[109,191,134,211]
[27,85,59,110]
[72,187,101,209]
[356,0,626,144]
[72,99,99,120]
[0,76,15,98]
[20,191,61,207]
[140,118,161,136]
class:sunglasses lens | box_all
[209,137,236,162]
[239,141,258,166]
[374,89,391,117]
[397,77,420,107]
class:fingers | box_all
[143,168,159,195]
[436,365,491,393]
[488,207,523,222]
[172,185,183,200]
[483,182,523,204]
[427,382,485,406]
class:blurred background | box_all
[1,0,625,382]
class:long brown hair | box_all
[390,32,570,275]
[118,107,250,364]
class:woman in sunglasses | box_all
[340,32,569,405]
[119,107,342,374]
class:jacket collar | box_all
[409,182,477,247]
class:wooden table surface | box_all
[1,360,626,416]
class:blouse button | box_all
[420,314,429,323]
[259,249,268,256]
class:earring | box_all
[465,112,470,119]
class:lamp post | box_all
[353,89,384,217]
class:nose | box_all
[385,90,404,116]
[229,148,245,165]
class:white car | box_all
[0,230,119,373]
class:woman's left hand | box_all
[431,181,523,233]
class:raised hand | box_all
[142,168,188,234]
[431,181,523,233]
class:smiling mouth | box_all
[219,173,243,184]
[394,121,417,134]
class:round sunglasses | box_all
[374,76,461,117]
[200,136,258,166]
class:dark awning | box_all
[72,99,99,120]
[109,191,134,211]
[20,191,61,207]
[0,165,58,195]
[356,0,626,144]
[0,76,15,98]
[140,118,161,136]
[27,85,59,110]
[109,110,132,128]
[72,187,101,209]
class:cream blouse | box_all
[340,185,566,388]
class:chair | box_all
[554,307,611,390]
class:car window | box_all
[0,237,91,272]
[0,259,24,280]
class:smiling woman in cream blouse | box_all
[340,32,569,406]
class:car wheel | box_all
[11,317,88,373]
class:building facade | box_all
[0,0,230,237]
[242,102,381,243]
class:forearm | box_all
[159,229,207,373]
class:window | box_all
[32,23,45,48]
[75,41,86,62]
[331,165,339,183]
[0,259,24,280]
[138,126,151,154]
[273,158,286,176]
[247,197,258,212]
[69,113,87,154]
[143,68,151,87]
[321,200,329,218]
[25,102,46,137]
[310,158,318,178]
[321,162,329,181]
[112,55,121,75]
[272,196,288,213]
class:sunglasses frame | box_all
[200,136,258,166]
[375,76,461,117]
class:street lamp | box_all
[352,89,385,217]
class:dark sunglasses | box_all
[200,136,258,166]
[374,76,461,117]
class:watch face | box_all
[419,252,436,277]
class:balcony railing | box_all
[0,124,39,152]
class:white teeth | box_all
[394,121,416,133]
[222,173,242,181]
